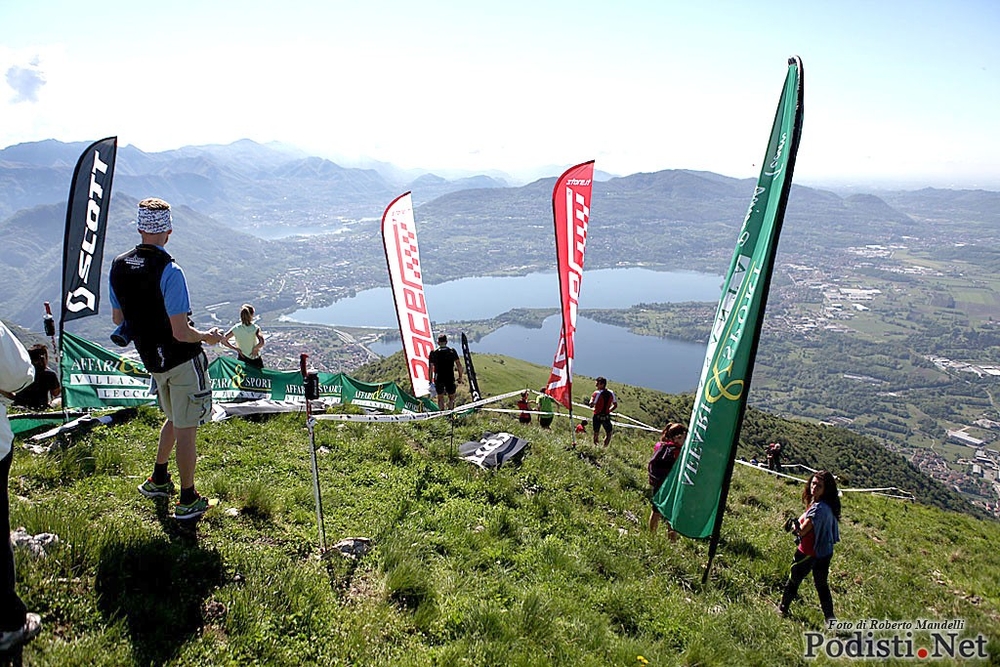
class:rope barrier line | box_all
[310,389,915,500]
[604,420,657,432]
[868,492,918,501]
[736,458,808,483]
[840,487,916,499]
[481,408,558,417]
[614,415,659,431]
[780,464,915,497]
[781,463,822,475]
[310,387,656,432]
[840,486,914,493]
[312,389,525,423]
[478,408,657,431]
[573,394,663,433]
[564,395,659,432]
[526,389,658,430]
[736,459,916,500]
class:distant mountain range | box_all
[0,193,293,332]
[2,139,998,335]
[0,138,510,225]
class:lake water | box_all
[370,315,709,394]
[288,268,721,327]
[287,267,722,394]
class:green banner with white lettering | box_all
[208,355,340,402]
[653,57,804,540]
[60,331,437,413]
[207,356,435,412]
[61,331,156,407]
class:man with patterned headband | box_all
[109,198,224,521]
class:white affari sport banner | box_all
[381,192,434,397]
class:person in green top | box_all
[538,388,555,429]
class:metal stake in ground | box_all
[300,353,326,551]
[450,412,455,457]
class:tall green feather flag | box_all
[653,57,804,556]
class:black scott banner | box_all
[61,136,117,327]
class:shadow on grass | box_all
[95,526,223,666]
[719,535,760,559]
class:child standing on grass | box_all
[222,304,265,369]
[517,391,532,424]
[778,470,841,623]
[648,422,686,542]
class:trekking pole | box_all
[43,302,68,420]
[300,353,326,552]
[43,302,57,355]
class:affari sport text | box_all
[804,618,988,661]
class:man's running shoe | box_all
[0,612,42,651]
[137,476,175,498]
[173,495,210,521]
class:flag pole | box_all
[701,423,744,583]
[700,295,774,582]
[301,353,326,552]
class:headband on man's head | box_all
[137,206,172,234]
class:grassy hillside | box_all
[5,359,999,665]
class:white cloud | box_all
[5,57,46,103]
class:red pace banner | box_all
[545,325,569,408]
[382,192,434,397]
[61,136,117,327]
[545,160,595,409]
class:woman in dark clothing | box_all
[778,470,842,623]
[517,391,531,424]
[648,422,686,541]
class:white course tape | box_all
[312,389,525,423]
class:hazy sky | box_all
[2,0,998,188]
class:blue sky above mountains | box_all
[2,0,998,189]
